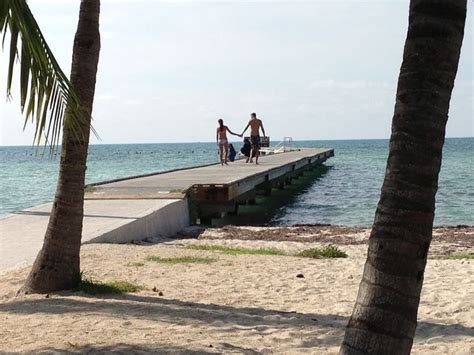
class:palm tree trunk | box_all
[21,0,100,294]
[340,0,467,354]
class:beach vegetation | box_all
[126,261,145,267]
[169,188,185,193]
[145,256,217,264]
[186,244,285,256]
[14,0,101,294]
[77,277,142,295]
[1,0,85,147]
[445,252,474,260]
[296,246,347,258]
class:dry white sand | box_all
[0,227,472,354]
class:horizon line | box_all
[0,136,472,148]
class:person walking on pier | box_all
[216,119,241,166]
[241,112,266,164]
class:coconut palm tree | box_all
[1,0,101,293]
[1,0,84,146]
[340,0,467,354]
[22,0,100,293]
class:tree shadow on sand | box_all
[1,293,472,351]
[40,343,217,355]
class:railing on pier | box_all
[260,137,297,155]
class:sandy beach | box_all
[0,225,472,354]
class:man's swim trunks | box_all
[250,135,260,148]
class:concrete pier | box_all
[0,199,189,273]
[87,148,334,223]
[0,148,333,273]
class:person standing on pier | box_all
[216,119,241,166]
[241,112,266,164]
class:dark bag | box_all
[228,144,236,162]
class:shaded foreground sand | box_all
[0,226,472,354]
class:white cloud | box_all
[102,31,119,40]
[308,80,391,90]
[124,99,141,106]
[97,93,119,101]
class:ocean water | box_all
[273,138,473,226]
[0,138,472,226]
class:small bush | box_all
[78,278,142,295]
[145,256,217,264]
[297,246,347,258]
[186,244,285,256]
[445,252,474,260]
[126,262,145,267]
[169,188,185,193]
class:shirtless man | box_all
[241,113,266,164]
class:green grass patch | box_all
[77,277,142,295]
[186,244,285,256]
[296,246,347,258]
[445,252,474,260]
[126,262,145,267]
[145,255,217,264]
[169,188,185,193]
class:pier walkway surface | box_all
[86,148,333,200]
[0,148,333,273]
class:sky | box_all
[0,0,472,145]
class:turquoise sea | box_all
[0,138,472,226]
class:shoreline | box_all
[0,223,472,274]
[3,204,474,226]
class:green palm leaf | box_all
[1,0,93,148]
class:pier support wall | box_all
[87,199,190,244]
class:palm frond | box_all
[1,0,91,148]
